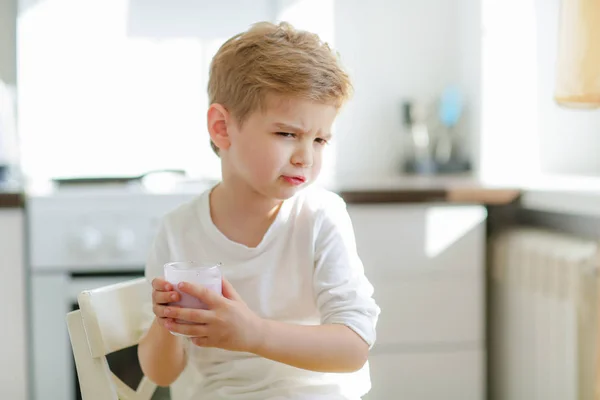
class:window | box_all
[18,0,335,182]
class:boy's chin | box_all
[271,182,309,200]
[273,188,301,200]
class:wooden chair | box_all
[66,277,198,399]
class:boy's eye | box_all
[315,138,328,145]
[276,132,296,138]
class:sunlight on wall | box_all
[480,0,540,183]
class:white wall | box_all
[457,0,482,172]
[479,0,540,181]
[0,0,17,85]
[333,0,480,177]
[536,0,600,176]
[480,0,600,180]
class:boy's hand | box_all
[151,277,181,326]
[157,278,265,353]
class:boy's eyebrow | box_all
[274,122,305,133]
[273,122,332,139]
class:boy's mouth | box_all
[282,175,306,186]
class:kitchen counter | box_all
[0,185,24,208]
[24,174,521,207]
[517,174,600,217]
[332,174,521,205]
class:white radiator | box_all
[490,228,599,400]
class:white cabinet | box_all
[366,350,485,400]
[0,208,28,399]
[348,204,487,400]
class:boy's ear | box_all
[207,104,231,152]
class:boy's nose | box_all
[291,145,313,167]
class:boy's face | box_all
[225,95,337,200]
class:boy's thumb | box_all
[221,278,242,302]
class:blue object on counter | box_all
[439,86,463,127]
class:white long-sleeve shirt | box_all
[145,185,380,399]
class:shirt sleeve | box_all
[313,195,381,348]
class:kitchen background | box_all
[2,0,600,399]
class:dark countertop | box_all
[0,191,24,208]
[333,174,521,205]
[0,183,25,208]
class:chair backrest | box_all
[66,277,198,400]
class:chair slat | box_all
[136,376,158,399]
[66,310,119,399]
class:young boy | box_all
[138,21,380,400]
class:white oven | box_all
[27,185,199,400]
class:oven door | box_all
[30,270,171,400]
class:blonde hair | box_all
[207,21,353,155]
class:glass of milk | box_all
[163,261,222,336]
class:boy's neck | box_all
[208,181,283,248]
[211,181,282,219]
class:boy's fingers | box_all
[163,306,215,324]
[153,304,168,318]
[165,320,209,337]
[222,278,242,302]
[152,290,179,305]
[156,316,172,329]
[152,278,172,291]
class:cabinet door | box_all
[0,209,28,399]
[372,275,484,346]
[347,205,486,344]
[347,204,487,400]
[364,350,485,400]
[347,204,487,278]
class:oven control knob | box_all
[114,228,136,253]
[80,227,103,253]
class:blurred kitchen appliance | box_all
[401,90,471,175]
[28,182,203,399]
